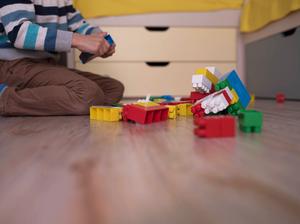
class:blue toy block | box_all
[104,34,115,45]
[160,95,175,101]
[80,34,115,64]
[220,70,250,109]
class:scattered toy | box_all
[238,110,263,133]
[90,106,123,122]
[122,104,168,124]
[276,93,285,103]
[194,115,236,138]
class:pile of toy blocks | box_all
[89,94,194,124]
[190,67,263,137]
[89,66,263,137]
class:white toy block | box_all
[199,87,233,114]
[137,93,151,103]
[206,66,222,79]
[174,96,182,102]
[192,74,212,93]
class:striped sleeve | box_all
[65,0,101,35]
[0,0,73,52]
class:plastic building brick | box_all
[137,94,152,103]
[150,96,164,102]
[194,115,236,138]
[206,66,222,79]
[215,79,230,91]
[166,105,177,119]
[227,102,243,116]
[122,104,168,124]
[150,95,175,103]
[192,74,212,93]
[160,95,175,101]
[104,34,114,45]
[111,102,124,107]
[136,101,159,107]
[195,68,219,84]
[218,70,250,109]
[160,100,193,106]
[238,110,263,133]
[177,103,193,116]
[231,89,239,105]
[276,93,285,103]
[190,91,210,102]
[153,98,166,103]
[181,91,209,104]
[191,104,205,118]
[249,94,255,106]
[199,87,233,114]
[90,106,122,122]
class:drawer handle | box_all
[145,62,170,67]
[145,26,169,32]
[282,27,297,37]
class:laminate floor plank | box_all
[0,100,300,224]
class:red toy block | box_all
[190,91,210,103]
[215,89,232,104]
[191,104,205,117]
[276,92,285,103]
[194,116,236,138]
[160,100,193,106]
[122,104,168,124]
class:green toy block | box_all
[215,80,230,91]
[111,103,124,107]
[238,110,263,133]
[227,102,243,116]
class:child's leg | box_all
[71,69,124,105]
[0,58,105,116]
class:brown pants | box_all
[0,58,124,116]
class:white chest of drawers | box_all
[70,11,242,97]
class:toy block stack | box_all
[191,67,263,137]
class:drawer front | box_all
[75,62,236,97]
[75,27,236,62]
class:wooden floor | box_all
[1,100,300,224]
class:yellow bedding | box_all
[73,0,243,17]
[241,0,300,32]
[73,0,300,32]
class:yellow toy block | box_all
[166,105,177,119]
[90,106,122,121]
[230,89,239,105]
[250,94,255,105]
[153,98,165,103]
[136,101,159,107]
[195,68,219,84]
[177,103,193,116]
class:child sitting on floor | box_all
[0,0,124,116]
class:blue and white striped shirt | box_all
[0,0,100,60]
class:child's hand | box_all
[91,32,116,58]
[72,32,110,57]
[101,44,116,58]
